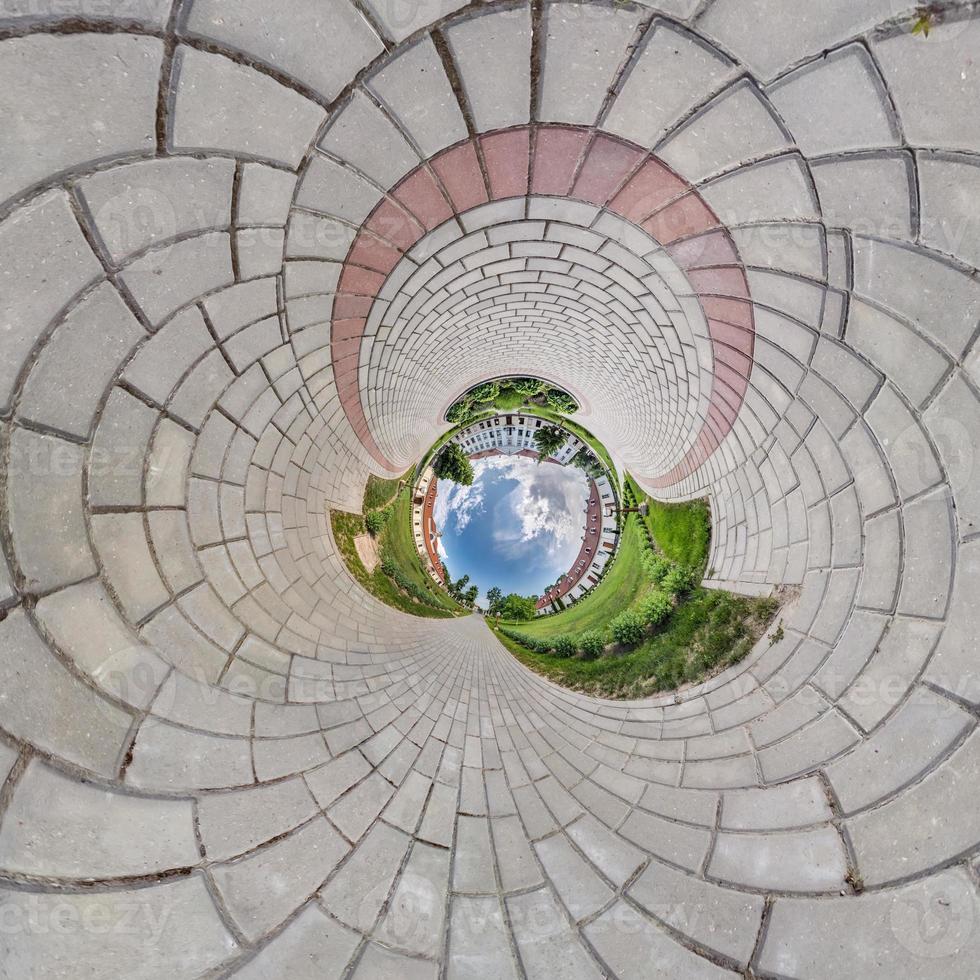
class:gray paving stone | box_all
[17,281,145,438]
[447,895,519,980]
[0,760,197,878]
[585,901,737,979]
[367,37,467,158]
[508,887,604,980]
[197,778,320,862]
[212,817,349,942]
[0,875,238,978]
[0,609,132,776]
[126,718,253,791]
[0,33,161,203]
[171,47,324,164]
[79,156,235,264]
[538,2,643,126]
[363,0,467,43]
[760,869,980,979]
[827,686,973,815]
[709,825,847,892]
[846,728,980,885]
[897,490,954,619]
[698,0,893,80]
[659,80,789,184]
[7,428,96,591]
[126,306,214,404]
[91,513,170,621]
[757,707,859,781]
[604,21,736,147]
[186,0,384,101]
[0,189,103,414]
[353,942,438,980]
[811,154,913,241]
[319,821,409,932]
[120,231,234,326]
[768,46,898,157]
[318,90,421,189]
[875,21,980,152]
[534,832,614,922]
[375,841,450,957]
[629,859,764,967]
[447,6,532,131]
[230,903,359,979]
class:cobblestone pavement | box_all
[1,2,980,977]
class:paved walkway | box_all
[1,3,980,978]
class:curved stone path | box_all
[1,2,980,977]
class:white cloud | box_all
[487,456,588,565]
[434,476,485,533]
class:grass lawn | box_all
[330,498,465,619]
[378,489,466,614]
[490,589,778,699]
[626,475,711,569]
[363,473,403,512]
[501,514,645,639]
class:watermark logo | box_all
[890,872,976,959]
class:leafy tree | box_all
[571,448,602,478]
[446,399,474,424]
[513,377,546,397]
[434,443,474,485]
[545,389,578,414]
[449,573,470,598]
[465,584,479,605]
[486,586,504,615]
[533,425,567,462]
[470,381,500,403]
[500,593,536,621]
[364,509,387,536]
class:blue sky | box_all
[434,454,590,605]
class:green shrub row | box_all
[501,543,701,659]
[379,549,443,609]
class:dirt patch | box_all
[354,532,379,573]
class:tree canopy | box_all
[434,442,474,485]
[533,425,567,462]
[485,586,504,615]
[500,593,537,621]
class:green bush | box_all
[610,611,645,646]
[501,628,553,654]
[379,550,397,576]
[638,590,673,627]
[365,509,387,536]
[640,550,671,584]
[578,630,606,659]
[553,635,577,658]
[663,564,697,597]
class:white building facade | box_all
[450,412,583,463]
